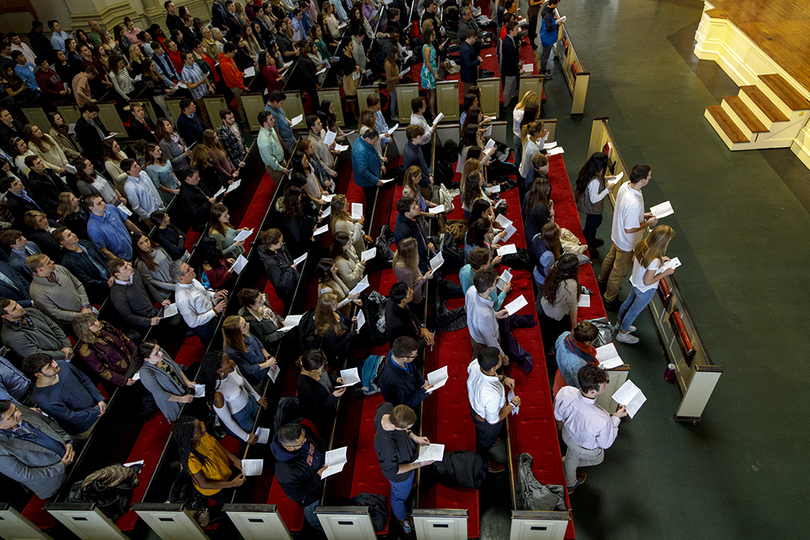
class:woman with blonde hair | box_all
[460,157,482,194]
[203,129,239,180]
[393,238,434,304]
[209,202,247,258]
[23,124,68,174]
[330,231,365,289]
[615,225,676,344]
[314,291,360,365]
[222,315,278,386]
[73,313,138,387]
[330,194,372,254]
[513,90,537,139]
[401,165,439,215]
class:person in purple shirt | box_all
[85,194,139,261]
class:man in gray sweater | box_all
[0,299,73,361]
[27,254,94,335]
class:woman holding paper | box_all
[172,416,246,505]
[537,254,580,356]
[237,288,286,348]
[462,171,492,216]
[132,231,176,299]
[315,292,361,365]
[316,258,362,316]
[331,231,366,289]
[102,139,129,192]
[574,152,619,259]
[523,176,554,245]
[401,166,439,216]
[519,121,548,180]
[223,315,278,387]
[156,118,190,172]
[393,238,434,304]
[330,194,372,254]
[615,225,675,344]
[464,218,508,262]
[73,313,138,387]
[291,151,327,205]
[144,143,181,206]
[74,157,127,206]
[137,340,198,422]
[297,349,346,436]
[278,185,316,258]
[200,350,267,445]
[208,203,247,258]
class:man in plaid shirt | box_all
[216,109,247,167]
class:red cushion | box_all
[21,496,56,530]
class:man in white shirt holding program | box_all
[554,364,627,493]
[170,261,227,343]
[599,164,658,310]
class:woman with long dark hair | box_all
[222,315,278,386]
[330,231,365,289]
[574,151,620,258]
[150,210,187,260]
[132,231,175,299]
[199,350,267,445]
[537,253,581,356]
[256,228,300,307]
[393,238,434,304]
[73,156,125,204]
[462,170,490,217]
[329,194,371,254]
[144,142,180,205]
[314,291,360,365]
[236,288,286,348]
[191,237,235,290]
[137,340,196,422]
[531,222,562,286]
[318,99,345,141]
[56,192,91,240]
[156,117,190,171]
[278,184,315,257]
[296,349,345,437]
[208,202,246,258]
[523,176,553,245]
[291,150,326,205]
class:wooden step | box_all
[759,74,810,111]
[723,96,768,133]
[740,85,789,122]
[706,105,749,144]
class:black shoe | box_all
[603,296,622,311]
[542,72,553,80]
[592,237,605,247]
[596,278,607,292]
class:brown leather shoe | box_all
[488,461,506,473]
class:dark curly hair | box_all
[542,253,581,305]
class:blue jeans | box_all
[191,316,218,344]
[228,394,258,437]
[389,471,415,521]
[303,500,323,532]
[617,286,657,332]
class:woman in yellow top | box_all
[172,415,246,504]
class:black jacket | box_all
[403,141,431,188]
[394,213,429,273]
[378,351,429,408]
[257,245,300,304]
[5,192,42,226]
[459,40,480,83]
[176,113,210,147]
[269,429,325,506]
[128,117,158,143]
[0,260,33,306]
[282,213,314,258]
[28,230,62,262]
[75,116,110,164]
[152,224,186,260]
[60,240,109,299]
[297,372,339,426]
[501,35,520,77]
[0,119,25,149]
[110,271,162,330]
[178,182,213,232]
[26,169,73,217]
[320,311,358,365]
[384,300,426,349]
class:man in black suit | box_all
[384,282,434,349]
[500,21,523,108]
[176,98,210,146]
[0,108,25,149]
[0,260,35,307]
[74,103,111,168]
[211,0,229,33]
[23,156,73,217]
[127,102,158,143]
[0,177,43,227]
[459,29,482,97]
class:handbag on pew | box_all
[517,453,568,512]
[68,463,142,521]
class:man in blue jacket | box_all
[500,21,524,108]
[176,98,211,146]
[379,336,433,407]
[271,423,326,533]
[402,125,433,195]
[351,128,383,219]
[394,196,434,273]
[539,0,561,79]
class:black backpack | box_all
[68,464,141,521]
[298,309,322,351]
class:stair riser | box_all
[737,91,774,129]
[756,81,805,120]
[705,110,795,150]
[720,100,753,139]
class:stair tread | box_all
[740,86,789,122]
[724,96,768,132]
[759,74,810,111]
[706,105,749,143]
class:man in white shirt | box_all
[121,159,165,223]
[466,347,520,472]
[599,164,658,309]
[170,261,227,343]
[465,268,509,358]
[555,364,627,493]
[409,97,434,161]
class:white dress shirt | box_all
[176,279,216,328]
[554,385,620,450]
[465,286,502,353]
[124,171,164,219]
[610,182,644,252]
[466,358,506,424]
[409,113,433,145]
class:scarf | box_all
[563,334,598,364]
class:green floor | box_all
[505,0,809,539]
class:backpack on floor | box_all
[361,353,387,394]
[68,463,141,521]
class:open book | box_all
[426,366,448,392]
[595,343,623,369]
[611,380,647,418]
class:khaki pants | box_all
[265,166,284,183]
[195,98,211,126]
[471,337,486,359]
[599,244,634,301]
[230,87,247,125]
[562,428,604,488]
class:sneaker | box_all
[614,321,637,333]
[398,518,413,534]
[542,72,553,80]
[487,460,506,473]
[568,471,587,494]
[615,331,639,344]
[592,237,605,247]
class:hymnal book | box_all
[361,247,377,262]
[426,366,448,392]
[428,204,445,214]
[484,138,496,152]
[290,114,304,127]
[226,179,241,193]
[497,244,517,257]
[242,459,264,476]
[324,130,336,145]
[212,185,227,198]
[321,206,331,218]
[322,194,335,203]
[230,255,248,274]
[496,214,512,229]
[611,380,646,418]
[256,427,271,444]
[322,447,348,478]
[485,184,501,194]
[523,63,534,73]
[544,141,557,150]
[504,295,529,315]
[429,252,444,271]
[656,257,681,274]
[337,368,361,388]
[502,223,517,242]
[162,304,178,317]
[314,224,329,236]
[334,143,349,152]
[267,364,280,382]
[193,384,205,398]
[433,112,444,125]
[547,147,565,156]
[577,294,591,308]
[349,276,369,296]
[596,343,624,369]
[388,123,398,134]
[650,201,674,219]
[356,309,366,330]
[234,228,253,242]
[293,253,307,266]
[351,202,363,220]
[415,444,445,463]
[497,269,512,290]
[243,66,255,78]
[280,315,303,332]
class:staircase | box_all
[705,73,810,151]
